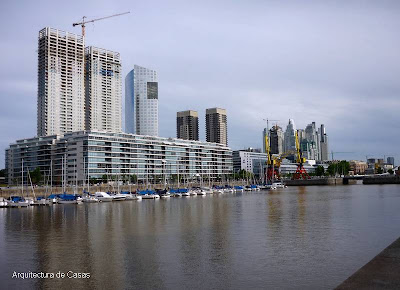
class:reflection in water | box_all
[1,185,400,289]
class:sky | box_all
[1,0,400,166]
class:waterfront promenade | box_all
[336,237,400,289]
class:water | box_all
[1,185,400,289]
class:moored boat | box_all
[58,194,82,204]
[95,192,113,202]
[7,196,30,207]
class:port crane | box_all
[330,151,354,161]
[264,133,279,183]
[73,12,130,37]
[293,131,309,180]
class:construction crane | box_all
[293,131,309,180]
[264,133,279,184]
[73,12,130,37]
[330,151,354,161]
[263,118,280,132]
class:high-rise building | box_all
[85,46,122,132]
[319,124,329,161]
[177,110,199,140]
[37,27,85,136]
[125,65,158,136]
[269,125,284,155]
[304,122,319,160]
[206,108,227,145]
[262,128,268,153]
[284,119,296,152]
[387,157,395,165]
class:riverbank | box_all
[363,175,400,185]
[336,236,400,289]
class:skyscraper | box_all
[284,119,296,152]
[85,46,122,132]
[387,157,395,165]
[319,124,329,161]
[37,27,85,136]
[262,128,268,153]
[125,65,158,136]
[269,125,284,155]
[177,110,199,140]
[206,108,227,145]
[304,122,319,160]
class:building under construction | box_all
[37,27,123,137]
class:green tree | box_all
[29,167,43,185]
[0,169,5,178]
[327,161,350,176]
[376,167,383,174]
[130,174,138,183]
[101,174,108,183]
[315,166,325,177]
[388,169,394,175]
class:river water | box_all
[1,185,400,289]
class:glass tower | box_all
[125,65,158,136]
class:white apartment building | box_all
[85,46,122,133]
[37,27,85,136]
[125,65,158,136]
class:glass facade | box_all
[7,131,232,185]
[125,65,158,136]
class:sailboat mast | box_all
[21,158,24,196]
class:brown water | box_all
[1,185,400,289]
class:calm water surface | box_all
[1,185,400,289]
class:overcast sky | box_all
[1,0,399,166]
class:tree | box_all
[315,166,325,177]
[130,174,137,183]
[376,167,383,174]
[101,174,108,183]
[0,169,5,178]
[29,167,43,185]
[388,169,394,175]
[327,161,350,176]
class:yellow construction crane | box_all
[73,12,130,37]
[293,131,309,179]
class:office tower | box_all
[387,157,395,165]
[284,119,296,152]
[206,108,227,145]
[269,125,284,155]
[177,110,199,140]
[262,128,268,153]
[319,124,329,161]
[85,47,122,132]
[37,27,85,136]
[304,122,319,160]
[125,65,158,136]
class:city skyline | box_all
[1,0,400,166]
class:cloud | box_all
[1,0,400,166]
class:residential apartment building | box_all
[6,131,232,185]
[206,108,227,145]
[177,110,199,140]
[37,27,85,136]
[85,46,122,132]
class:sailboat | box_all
[7,159,30,207]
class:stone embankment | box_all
[336,237,400,289]
[284,177,344,186]
[363,175,400,185]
